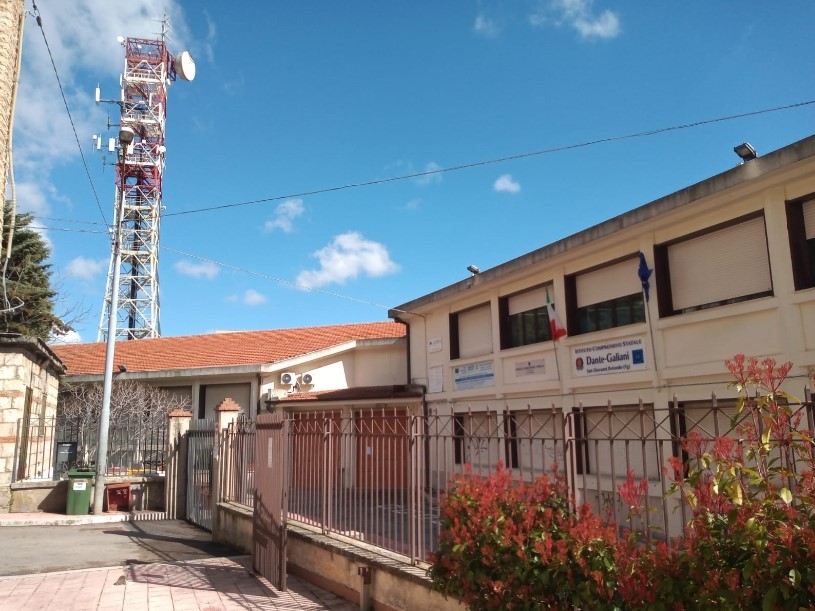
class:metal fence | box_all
[220,415,256,507]
[13,416,167,482]
[227,389,815,564]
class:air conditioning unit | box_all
[280,372,297,385]
[301,372,314,385]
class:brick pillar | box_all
[212,398,240,536]
[165,409,192,520]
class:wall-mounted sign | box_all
[572,337,647,377]
[428,337,442,353]
[428,365,443,393]
[514,358,546,377]
[453,361,494,390]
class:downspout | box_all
[394,316,431,499]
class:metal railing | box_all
[13,417,167,482]
[230,389,815,564]
[219,415,256,507]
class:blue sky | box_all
[15,1,815,343]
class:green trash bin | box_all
[66,469,94,515]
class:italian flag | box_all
[546,289,567,341]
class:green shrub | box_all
[429,355,815,610]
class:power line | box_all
[163,99,815,219]
[29,225,108,235]
[30,2,108,227]
[34,215,106,226]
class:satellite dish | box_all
[116,35,125,45]
[174,51,196,81]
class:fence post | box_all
[213,399,240,535]
[165,409,192,519]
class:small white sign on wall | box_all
[428,337,442,353]
[428,365,443,393]
[514,358,546,377]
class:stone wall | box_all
[0,0,26,204]
[0,336,65,512]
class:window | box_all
[499,285,553,349]
[787,195,815,290]
[655,213,773,316]
[565,257,645,335]
[449,303,492,360]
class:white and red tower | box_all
[97,33,194,341]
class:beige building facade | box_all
[390,135,815,529]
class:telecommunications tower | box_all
[95,28,195,341]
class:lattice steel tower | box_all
[97,32,194,341]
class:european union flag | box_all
[638,252,652,302]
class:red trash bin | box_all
[104,482,131,511]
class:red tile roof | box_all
[52,322,406,376]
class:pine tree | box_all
[0,203,70,340]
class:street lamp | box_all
[92,126,134,514]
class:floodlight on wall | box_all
[734,142,757,162]
[467,265,480,275]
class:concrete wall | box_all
[8,476,164,513]
[213,502,461,611]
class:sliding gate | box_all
[253,411,288,590]
[187,417,216,531]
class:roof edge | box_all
[390,133,815,316]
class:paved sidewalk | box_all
[0,514,358,609]
[0,555,357,611]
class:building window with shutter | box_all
[786,195,815,290]
[565,257,645,335]
[655,213,773,316]
[449,303,492,360]
[499,285,554,349]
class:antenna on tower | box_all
[94,31,196,342]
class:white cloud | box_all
[226,289,267,305]
[414,161,443,186]
[202,9,217,63]
[14,1,193,222]
[405,198,422,211]
[494,174,521,194]
[66,256,107,280]
[50,329,83,345]
[264,199,304,233]
[474,14,500,38]
[296,232,400,289]
[174,259,220,279]
[530,0,620,40]
[242,289,267,306]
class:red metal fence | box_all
[224,388,815,565]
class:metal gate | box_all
[187,418,216,531]
[253,411,288,590]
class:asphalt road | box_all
[0,520,239,576]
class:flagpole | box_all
[638,252,661,385]
[644,291,661,385]
[553,340,565,397]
